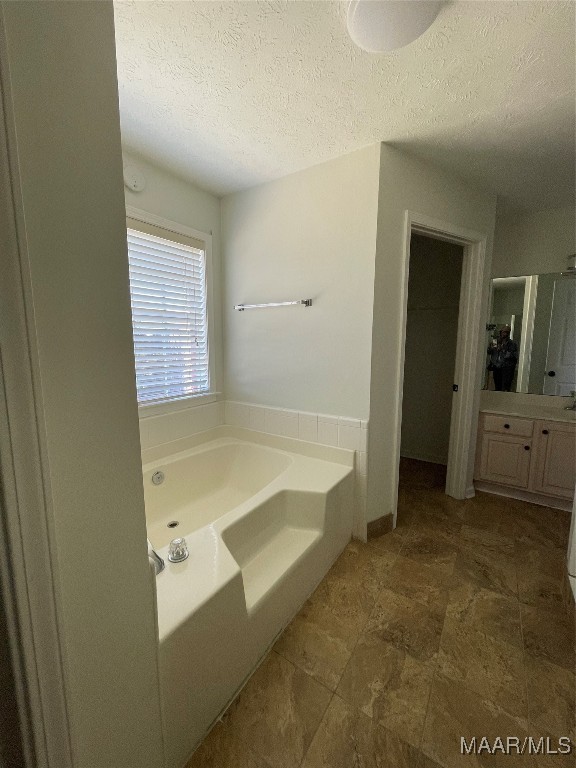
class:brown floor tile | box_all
[226,652,332,768]
[454,527,517,597]
[510,505,569,551]
[402,488,467,526]
[274,606,357,692]
[445,580,523,649]
[461,493,519,534]
[186,720,271,768]
[274,569,375,691]
[521,603,576,671]
[336,634,435,749]
[412,512,465,547]
[312,562,377,622]
[516,545,567,613]
[301,694,442,768]
[525,656,576,742]
[421,675,535,768]
[453,551,518,598]
[396,487,421,529]
[458,525,515,556]
[398,529,459,575]
[364,587,444,662]
[387,553,453,618]
[424,490,467,519]
[555,507,572,549]
[438,617,527,716]
[395,510,420,531]
[330,538,400,597]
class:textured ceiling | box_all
[114,1,575,210]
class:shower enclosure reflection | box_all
[484,272,576,395]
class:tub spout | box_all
[147,538,165,575]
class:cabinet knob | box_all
[524,445,530,451]
[542,429,549,435]
[547,370,556,377]
[504,423,510,429]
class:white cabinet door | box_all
[478,433,532,488]
[532,421,576,499]
[543,277,576,395]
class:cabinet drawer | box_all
[483,414,533,438]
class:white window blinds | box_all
[126,221,209,405]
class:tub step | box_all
[240,527,321,612]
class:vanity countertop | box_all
[480,405,576,423]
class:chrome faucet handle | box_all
[168,537,189,563]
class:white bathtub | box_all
[142,427,354,768]
[144,441,293,548]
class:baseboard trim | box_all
[367,514,394,540]
[474,481,573,512]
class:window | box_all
[126,215,211,406]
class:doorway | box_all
[399,234,464,481]
[389,211,489,523]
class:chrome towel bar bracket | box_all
[234,299,312,311]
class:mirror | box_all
[484,272,576,395]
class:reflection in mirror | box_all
[484,272,576,395]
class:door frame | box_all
[0,11,74,765]
[394,211,489,504]
[543,275,576,395]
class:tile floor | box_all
[187,459,575,768]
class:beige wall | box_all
[368,144,497,524]
[222,145,381,419]
[122,149,224,397]
[400,235,463,465]
[1,3,164,766]
[492,206,575,277]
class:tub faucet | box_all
[168,537,189,563]
[147,538,165,576]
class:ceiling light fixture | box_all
[346,0,445,53]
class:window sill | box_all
[138,392,221,419]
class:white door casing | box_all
[0,9,73,762]
[392,211,489,514]
[543,277,576,395]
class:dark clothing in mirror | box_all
[487,338,518,391]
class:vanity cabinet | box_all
[478,433,532,488]
[531,421,576,498]
[475,412,575,504]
